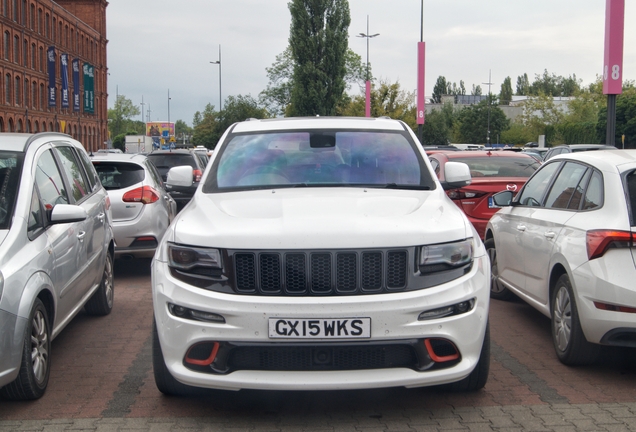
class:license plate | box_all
[268,318,371,339]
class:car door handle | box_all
[516,224,526,231]
[77,231,86,242]
[544,231,556,239]
[98,212,105,223]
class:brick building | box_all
[0,0,108,152]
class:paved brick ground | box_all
[1,258,636,431]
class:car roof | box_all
[553,144,615,150]
[551,148,636,171]
[147,149,193,155]
[230,116,407,133]
[0,132,75,152]
[431,150,537,159]
[90,153,148,164]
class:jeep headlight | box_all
[168,243,222,271]
[419,239,473,274]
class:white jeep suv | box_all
[151,117,490,394]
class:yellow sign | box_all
[60,121,66,133]
[170,136,176,142]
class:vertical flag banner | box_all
[47,46,56,107]
[72,59,80,112]
[603,0,625,95]
[83,63,95,114]
[60,53,69,109]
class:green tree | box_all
[597,84,636,148]
[516,73,530,95]
[471,84,482,96]
[519,92,565,144]
[340,80,416,126]
[456,100,510,144]
[108,95,141,138]
[500,122,535,145]
[529,69,581,96]
[422,102,458,146]
[288,0,351,116]
[499,76,513,105]
[260,46,365,116]
[431,76,448,103]
[192,95,269,149]
[174,119,193,146]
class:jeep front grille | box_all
[232,249,408,296]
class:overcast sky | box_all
[106,0,635,126]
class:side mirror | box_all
[166,165,194,187]
[50,204,87,224]
[492,190,515,207]
[441,161,471,190]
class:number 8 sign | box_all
[603,0,624,95]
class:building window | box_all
[32,81,37,109]
[3,31,9,60]
[39,45,43,72]
[15,76,21,105]
[13,35,19,63]
[12,0,17,21]
[39,83,44,109]
[30,3,34,30]
[45,13,49,38]
[2,0,6,17]
[21,0,25,25]
[24,79,29,107]
[23,38,27,67]
[65,25,68,48]
[52,17,55,41]
[4,74,10,104]
[38,8,42,34]
[31,42,35,69]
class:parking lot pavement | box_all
[1,259,636,431]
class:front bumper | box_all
[151,254,490,391]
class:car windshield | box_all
[450,156,539,178]
[93,161,145,190]
[205,130,433,191]
[0,152,24,230]
[147,154,197,169]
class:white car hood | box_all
[170,188,471,250]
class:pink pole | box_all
[417,42,426,125]
[603,0,625,95]
[365,80,371,117]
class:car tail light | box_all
[447,189,488,200]
[193,169,203,182]
[594,302,636,313]
[586,229,634,260]
[122,186,160,204]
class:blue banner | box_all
[60,53,69,109]
[47,46,56,107]
[72,58,80,112]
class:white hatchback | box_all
[151,117,490,394]
[486,149,636,365]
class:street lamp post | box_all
[210,45,222,111]
[357,16,379,117]
[168,89,171,125]
[482,70,493,146]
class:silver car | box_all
[0,132,115,400]
[91,153,177,260]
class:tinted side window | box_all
[35,149,69,208]
[27,186,44,239]
[517,162,561,207]
[75,147,99,191]
[545,162,589,210]
[55,146,89,202]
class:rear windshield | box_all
[204,130,434,192]
[146,154,197,169]
[450,156,539,178]
[92,162,145,190]
[0,152,24,230]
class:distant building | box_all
[426,94,575,124]
[0,0,108,152]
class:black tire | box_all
[1,298,51,400]
[447,322,490,392]
[85,251,114,316]
[485,238,514,301]
[152,317,195,396]
[551,274,600,366]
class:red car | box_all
[428,150,540,238]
